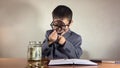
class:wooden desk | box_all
[0,58,120,68]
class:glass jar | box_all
[27,41,42,61]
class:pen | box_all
[90,60,102,63]
[90,60,120,64]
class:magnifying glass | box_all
[50,20,67,35]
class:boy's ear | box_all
[69,20,73,26]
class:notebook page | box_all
[72,59,98,65]
[49,59,73,65]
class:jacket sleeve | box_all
[60,36,82,59]
[42,31,52,58]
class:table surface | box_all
[0,58,120,68]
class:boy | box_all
[42,5,82,59]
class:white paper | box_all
[49,59,98,66]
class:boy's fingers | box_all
[52,30,57,34]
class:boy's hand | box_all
[58,35,66,45]
[48,30,58,45]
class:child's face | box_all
[52,18,71,34]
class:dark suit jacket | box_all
[42,29,82,59]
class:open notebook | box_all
[49,59,98,66]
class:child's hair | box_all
[52,5,73,23]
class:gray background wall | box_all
[0,0,120,60]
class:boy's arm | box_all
[42,31,52,58]
[59,36,82,59]
[42,39,52,58]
